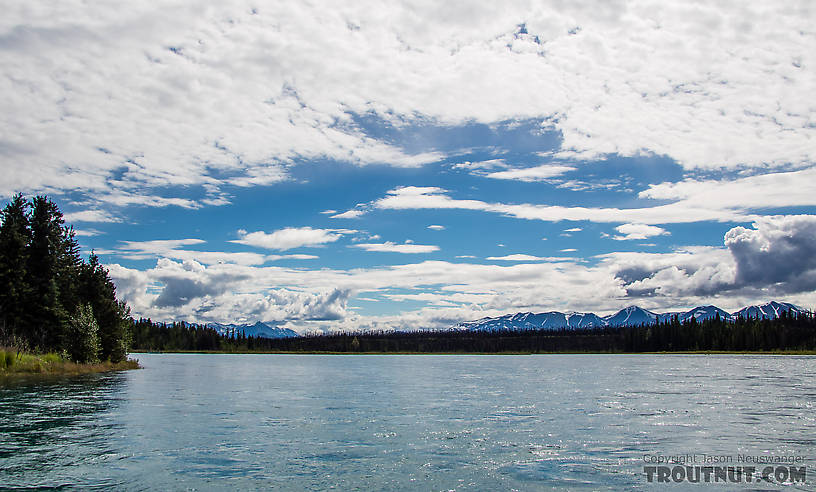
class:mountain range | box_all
[456,301,807,332]
[205,301,807,338]
[206,321,299,339]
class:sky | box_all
[2,1,816,333]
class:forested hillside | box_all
[130,311,816,353]
[0,195,131,363]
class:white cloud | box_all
[564,227,582,232]
[613,223,669,241]
[63,209,121,223]
[486,254,569,262]
[72,228,105,237]
[231,227,355,251]
[3,0,815,209]
[119,239,206,251]
[112,238,275,266]
[266,254,319,261]
[331,208,367,219]
[368,169,816,225]
[320,209,337,215]
[484,164,575,182]
[725,215,816,292]
[451,159,508,171]
[352,241,439,254]
[640,168,816,211]
[427,224,445,231]
[226,166,288,188]
[106,216,816,331]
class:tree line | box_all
[129,310,816,353]
[0,195,131,363]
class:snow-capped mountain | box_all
[733,301,806,320]
[459,311,605,331]
[680,305,734,323]
[566,312,608,329]
[455,301,808,331]
[604,306,658,327]
[207,321,299,339]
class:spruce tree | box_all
[56,225,83,320]
[0,194,31,343]
[79,254,131,362]
[26,196,67,351]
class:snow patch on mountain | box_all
[732,301,805,320]
[456,301,808,331]
[207,321,299,339]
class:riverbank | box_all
[131,349,816,355]
[0,349,140,376]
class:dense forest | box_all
[130,311,816,353]
[0,194,131,363]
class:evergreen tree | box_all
[26,196,67,351]
[0,194,31,342]
[0,194,132,361]
[55,225,83,320]
[78,254,131,362]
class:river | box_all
[1,354,814,490]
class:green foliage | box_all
[26,196,67,351]
[67,304,101,363]
[41,352,63,364]
[0,349,14,369]
[0,195,132,361]
[78,254,131,361]
[0,194,31,341]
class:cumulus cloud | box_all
[604,215,816,302]
[232,227,355,250]
[427,224,445,230]
[725,215,816,292]
[152,259,251,308]
[613,224,669,241]
[105,216,816,332]
[606,246,737,299]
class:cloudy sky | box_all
[3,1,816,332]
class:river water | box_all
[1,354,814,490]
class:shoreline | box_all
[130,350,816,356]
[0,350,141,378]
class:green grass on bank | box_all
[0,348,140,376]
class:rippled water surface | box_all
[2,354,815,490]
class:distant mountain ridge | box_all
[206,321,298,339]
[456,301,807,332]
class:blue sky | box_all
[2,2,816,332]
